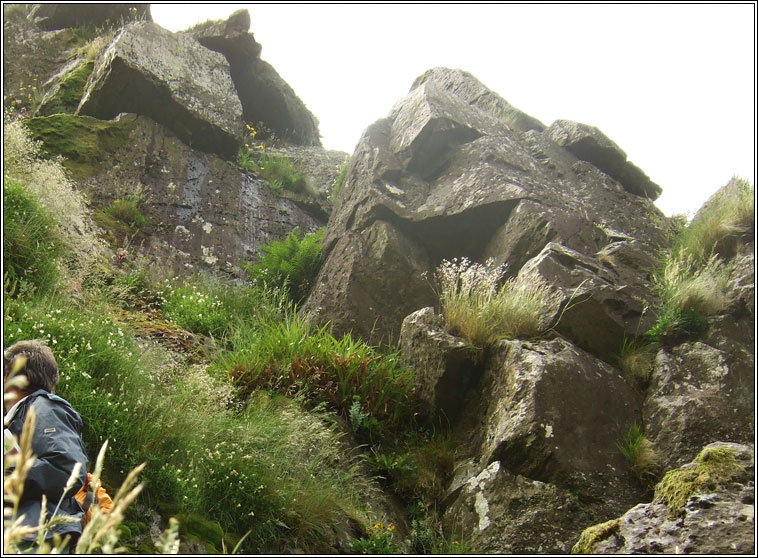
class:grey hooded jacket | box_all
[5,389,89,541]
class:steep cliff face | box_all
[3,5,337,274]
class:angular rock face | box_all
[443,460,594,554]
[517,242,656,362]
[546,119,662,200]
[644,341,755,469]
[186,11,321,147]
[29,3,152,31]
[477,338,645,517]
[304,67,668,343]
[585,442,755,555]
[399,307,481,422]
[78,22,243,157]
[74,115,324,271]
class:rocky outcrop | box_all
[579,442,754,554]
[546,120,661,200]
[78,22,243,157]
[29,3,151,31]
[186,10,321,147]
[66,114,324,271]
[399,307,480,422]
[304,67,668,343]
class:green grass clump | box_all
[105,198,147,229]
[242,227,325,305]
[159,274,284,342]
[616,423,661,482]
[3,178,63,295]
[330,159,349,202]
[654,446,743,518]
[671,177,754,264]
[618,336,656,389]
[436,257,560,347]
[238,143,305,193]
[217,313,417,427]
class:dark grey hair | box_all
[3,339,59,393]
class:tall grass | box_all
[671,177,754,264]
[3,178,62,295]
[645,179,752,342]
[436,258,560,347]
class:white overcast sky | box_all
[151,3,756,217]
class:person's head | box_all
[3,339,59,393]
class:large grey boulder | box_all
[78,22,243,157]
[476,338,644,517]
[399,307,480,422]
[443,460,593,554]
[581,442,754,554]
[517,242,657,362]
[644,341,754,470]
[186,10,321,146]
[303,67,668,343]
[437,337,647,552]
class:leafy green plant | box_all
[436,257,560,347]
[645,306,709,344]
[330,159,349,201]
[242,227,325,305]
[349,521,399,554]
[3,178,62,295]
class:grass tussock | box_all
[436,257,560,347]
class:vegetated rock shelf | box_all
[3,4,754,555]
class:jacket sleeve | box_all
[21,396,88,502]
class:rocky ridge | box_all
[3,4,754,555]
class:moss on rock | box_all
[653,446,744,518]
[24,114,134,179]
[571,518,620,554]
[39,60,95,116]
[176,513,225,553]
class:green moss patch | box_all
[176,513,226,553]
[571,518,620,554]
[39,60,95,116]
[654,446,744,518]
[24,114,134,179]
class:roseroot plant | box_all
[435,257,560,347]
